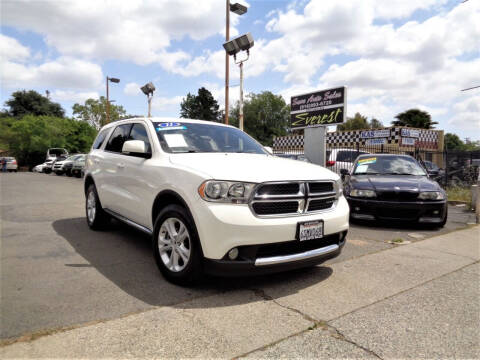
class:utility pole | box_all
[239,61,244,131]
[106,76,110,125]
[225,0,230,125]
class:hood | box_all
[350,174,440,192]
[169,153,338,183]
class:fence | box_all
[273,143,480,188]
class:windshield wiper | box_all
[383,172,415,175]
[172,149,198,153]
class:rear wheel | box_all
[153,205,203,285]
[86,184,110,230]
[55,171,63,176]
[66,169,72,177]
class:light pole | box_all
[223,32,254,131]
[225,2,247,125]
[106,76,120,124]
[140,82,156,117]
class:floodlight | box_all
[235,32,254,51]
[140,82,156,96]
[230,3,247,15]
[223,39,240,56]
[109,77,120,83]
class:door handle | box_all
[117,163,125,168]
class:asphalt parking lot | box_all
[1,172,478,358]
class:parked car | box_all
[33,163,47,173]
[46,148,68,161]
[53,154,82,176]
[71,154,86,178]
[343,154,447,227]
[1,157,18,172]
[276,154,311,162]
[325,148,369,174]
[43,159,54,174]
[85,118,349,284]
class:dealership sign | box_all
[365,138,387,146]
[360,129,391,138]
[401,137,417,146]
[401,128,420,138]
[290,86,346,129]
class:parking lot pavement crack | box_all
[239,288,383,359]
[324,322,384,359]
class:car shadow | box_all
[53,218,333,308]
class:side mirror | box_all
[264,146,273,155]
[122,140,151,158]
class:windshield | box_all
[48,148,67,156]
[153,122,267,154]
[353,155,427,176]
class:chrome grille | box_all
[250,181,336,217]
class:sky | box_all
[1,0,479,140]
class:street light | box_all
[223,32,254,131]
[106,76,120,124]
[225,1,248,125]
[140,82,156,117]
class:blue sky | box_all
[1,0,479,139]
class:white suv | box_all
[84,118,349,284]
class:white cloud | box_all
[449,94,480,132]
[151,95,183,112]
[2,56,103,90]
[0,34,30,61]
[51,90,99,103]
[124,82,141,96]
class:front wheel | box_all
[85,184,110,230]
[153,205,203,285]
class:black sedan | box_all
[342,154,447,227]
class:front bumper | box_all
[204,231,346,276]
[346,196,447,223]
[192,195,350,260]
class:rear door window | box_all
[92,128,110,150]
[105,124,133,153]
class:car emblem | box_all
[394,186,400,191]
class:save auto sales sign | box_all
[290,86,346,129]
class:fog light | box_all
[228,248,239,260]
[355,207,360,211]
[433,210,439,214]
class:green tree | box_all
[391,109,437,129]
[444,133,464,150]
[3,115,97,168]
[180,87,221,121]
[72,96,126,129]
[336,113,384,131]
[229,91,289,145]
[4,90,65,118]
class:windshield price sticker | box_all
[355,164,368,173]
[155,122,187,131]
[358,157,377,165]
[163,134,188,148]
[298,221,323,241]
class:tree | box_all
[229,91,289,145]
[3,115,97,168]
[4,90,65,118]
[444,133,464,150]
[180,87,221,121]
[391,109,437,129]
[336,113,384,131]
[72,96,126,129]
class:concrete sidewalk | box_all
[1,226,479,359]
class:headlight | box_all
[350,189,376,198]
[418,191,444,200]
[198,180,256,203]
[334,178,343,198]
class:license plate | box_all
[297,220,323,241]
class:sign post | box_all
[290,86,346,166]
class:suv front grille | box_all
[251,181,336,217]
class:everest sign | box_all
[290,86,346,129]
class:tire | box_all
[152,204,203,285]
[66,170,72,177]
[85,184,110,230]
[75,172,82,178]
[438,207,448,228]
[55,171,63,176]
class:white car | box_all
[84,118,349,284]
[326,148,369,175]
[33,163,47,172]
